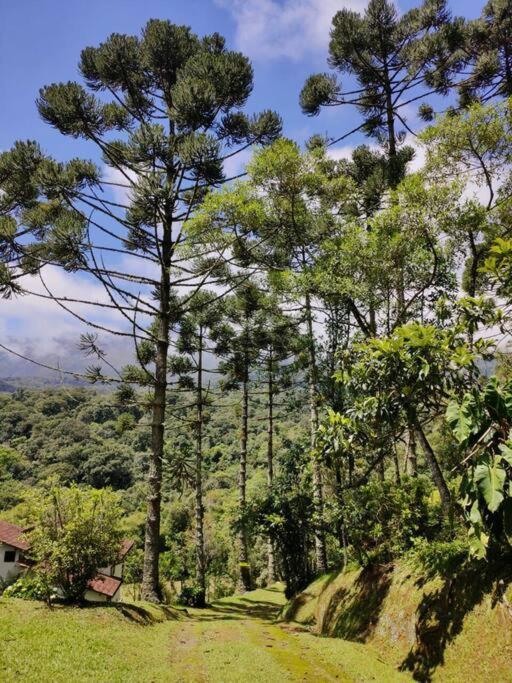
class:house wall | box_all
[83,589,108,602]
[98,562,124,579]
[0,543,23,581]
[83,588,121,603]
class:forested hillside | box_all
[0,385,311,596]
[2,0,512,680]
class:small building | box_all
[85,539,135,603]
[0,519,134,602]
[0,520,30,582]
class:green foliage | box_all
[340,477,440,565]
[177,584,207,607]
[3,8,512,612]
[3,574,51,601]
[26,484,124,602]
[250,444,314,599]
[301,0,458,185]
[123,547,144,585]
[447,377,512,558]
[407,537,470,579]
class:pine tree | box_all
[254,297,301,584]
[191,139,354,574]
[0,20,281,602]
[458,0,512,106]
[175,291,228,605]
[218,282,268,591]
[300,0,459,187]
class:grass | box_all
[0,598,183,682]
[0,585,407,682]
[284,561,512,682]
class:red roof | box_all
[0,520,29,551]
[118,539,134,560]
[87,573,122,598]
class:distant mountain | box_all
[0,376,90,391]
[0,379,16,393]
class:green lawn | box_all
[0,587,408,682]
[0,598,183,682]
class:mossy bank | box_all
[283,560,512,681]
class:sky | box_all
[0,0,483,378]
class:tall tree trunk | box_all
[413,418,451,516]
[195,326,206,606]
[392,446,401,485]
[141,228,171,602]
[378,456,386,481]
[237,335,252,592]
[384,68,398,188]
[405,427,418,477]
[266,352,276,584]
[334,465,348,568]
[305,290,328,574]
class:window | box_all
[4,550,16,563]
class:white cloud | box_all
[215,0,367,61]
[0,266,134,375]
[102,165,137,205]
[327,144,358,161]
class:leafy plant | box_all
[3,574,52,602]
[447,377,512,557]
[26,485,124,603]
[177,585,207,607]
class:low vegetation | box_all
[284,559,512,681]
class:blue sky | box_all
[0,0,483,376]
[1,0,480,157]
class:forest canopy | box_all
[2,0,512,607]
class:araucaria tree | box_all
[191,139,353,573]
[174,291,228,605]
[300,0,459,186]
[218,282,269,591]
[0,20,280,601]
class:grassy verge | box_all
[283,560,512,681]
[0,586,407,682]
[0,598,182,682]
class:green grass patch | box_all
[0,598,182,682]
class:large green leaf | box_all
[484,377,509,421]
[468,524,489,559]
[446,399,473,444]
[499,442,512,467]
[474,456,506,512]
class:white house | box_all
[0,520,29,582]
[84,539,135,603]
[0,519,134,602]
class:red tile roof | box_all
[0,520,29,551]
[87,573,122,598]
[118,539,134,560]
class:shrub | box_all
[3,574,51,601]
[26,484,123,603]
[177,584,206,607]
[341,476,441,565]
[408,537,470,579]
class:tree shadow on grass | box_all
[210,598,281,621]
[83,601,183,625]
[400,561,512,682]
[283,572,338,623]
[323,564,393,642]
[190,596,283,623]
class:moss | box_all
[283,560,512,681]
